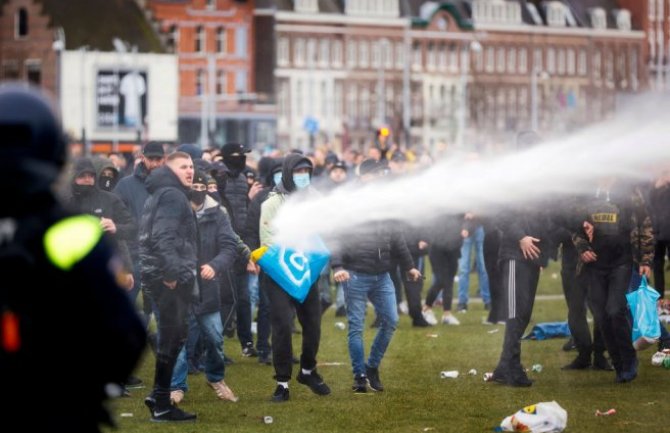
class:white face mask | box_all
[293,173,311,190]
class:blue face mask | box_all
[293,173,311,190]
[273,172,282,186]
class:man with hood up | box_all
[93,155,121,192]
[259,153,331,402]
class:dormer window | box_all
[472,0,521,24]
[590,8,607,30]
[546,1,566,27]
[345,0,399,18]
[614,9,632,31]
[206,0,216,10]
[295,0,318,14]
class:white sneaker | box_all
[442,314,460,325]
[398,301,409,315]
[651,349,670,366]
[422,309,438,325]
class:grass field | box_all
[107,261,670,432]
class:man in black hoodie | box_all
[139,151,198,422]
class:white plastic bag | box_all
[499,401,567,433]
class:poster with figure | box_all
[96,69,148,129]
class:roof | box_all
[0,0,165,53]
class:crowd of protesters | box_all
[55,134,670,422]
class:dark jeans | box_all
[586,263,636,374]
[266,276,322,382]
[485,231,506,323]
[391,255,425,324]
[220,269,253,348]
[561,263,605,358]
[149,282,192,408]
[497,259,540,372]
[425,246,461,311]
[256,271,272,356]
[653,240,669,298]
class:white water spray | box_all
[273,94,670,248]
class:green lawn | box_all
[108,261,669,432]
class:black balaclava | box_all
[72,157,97,197]
[189,170,208,207]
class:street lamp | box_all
[456,39,482,148]
[530,66,549,132]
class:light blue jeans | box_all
[344,271,398,377]
[457,225,491,307]
[171,311,226,391]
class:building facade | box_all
[145,0,275,149]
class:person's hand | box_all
[465,212,475,220]
[581,250,598,263]
[519,236,541,260]
[461,229,469,238]
[406,268,422,282]
[639,265,652,279]
[418,240,429,251]
[583,221,594,243]
[123,273,134,291]
[163,280,177,290]
[200,264,216,280]
[247,260,260,275]
[100,217,117,234]
[248,181,263,200]
[333,269,350,283]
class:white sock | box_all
[301,368,313,376]
[277,381,289,389]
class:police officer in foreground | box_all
[0,84,146,432]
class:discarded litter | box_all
[499,401,567,432]
[422,428,434,432]
[120,413,133,418]
[468,369,478,375]
[488,328,499,334]
[531,364,543,373]
[483,372,493,382]
[426,333,439,338]
[595,409,616,417]
[334,321,346,330]
[440,370,459,379]
[318,362,345,366]
[263,416,274,424]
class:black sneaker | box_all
[562,337,576,351]
[365,365,384,391]
[412,318,432,327]
[125,375,144,389]
[151,405,197,422]
[490,368,533,387]
[335,306,346,317]
[616,358,638,383]
[561,356,591,370]
[352,374,367,393]
[144,396,156,412]
[271,385,289,402]
[297,370,331,395]
[592,354,614,371]
[242,342,258,357]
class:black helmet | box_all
[0,84,66,179]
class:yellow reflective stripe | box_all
[43,215,103,270]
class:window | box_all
[235,27,247,57]
[547,48,556,74]
[332,40,343,67]
[372,41,382,68]
[334,81,343,118]
[206,0,216,10]
[557,48,566,75]
[533,48,543,72]
[277,37,289,66]
[321,81,328,117]
[196,69,204,95]
[216,70,227,94]
[295,38,306,66]
[578,49,587,75]
[567,49,576,75]
[507,48,516,74]
[496,47,505,73]
[167,25,179,52]
[347,84,357,120]
[319,39,330,67]
[235,70,248,93]
[278,81,288,120]
[216,27,227,53]
[295,0,318,13]
[474,45,484,72]
[195,26,204,53]
[1,61,19,80]
[347,40,357,67]
[546,1,566,27]
[307,38,317,67]
[395,41,405,69]
[15,8,28,38]
[519,48,527,73]
[630,46,639,88]
[412,42,422,69]
[361,86,370,118]
[485,46,495,73]
[426,43,436,70]
[593,50,602,81]
[605,48,614,84]
[296,80,303,116]
[383,40,393,68]
[449,44,458,72]
[438,44,447,71]
[25,60,41,85]
[359,41,369,68]
[590,8,607,30]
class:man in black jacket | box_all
[332,159,422,393]
[140,151,198,422]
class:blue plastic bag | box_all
[522,322,571,341]
[626,275,661,350]
[255,237,330,303]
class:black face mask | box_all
[225,155,246,172]
[189,189,207,207]
[98,175,117,192]
[72,183,95,197]
[208,192,221,204]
